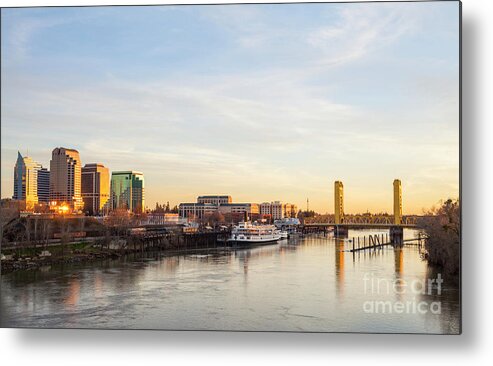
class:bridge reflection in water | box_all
[335,239,345,297]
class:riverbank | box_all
[0,244,235,275]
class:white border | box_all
[2,0,493,364]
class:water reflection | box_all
[394,248,404,275]
[0,230,460,333]
[63,277,80,308]
[335,239,345,297]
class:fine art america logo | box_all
[362,273,443,315]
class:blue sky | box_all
[1,2,460,213]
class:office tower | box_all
[13,151,42,210]
[110,171,145,213]
[37,168,50,204]
[49,147,83,211]
[82,163,110,215]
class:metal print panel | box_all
[0,1,461,334]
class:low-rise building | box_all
[179,195,294,223]
[144,213,187,225]
[283,203,298,218]
[178,203,218,219]
[259,201,284,220]
[260,202,272,216]
[197,195,232,205]
[217,203,259,216]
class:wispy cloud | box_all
[307,4,421,66]
[3,15,68,63]
[1,3,459,212]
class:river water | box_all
[0,229,460,333]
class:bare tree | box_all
[418,199,460,276]
[105,208,132,237]
[41,219,52,249]
[58,216,73,258]
[0,200,21,247]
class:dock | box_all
[346,233,426,252]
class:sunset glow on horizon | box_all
[1,2,459,214]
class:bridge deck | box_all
[304,223,416,228]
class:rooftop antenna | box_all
[307,198,309,212]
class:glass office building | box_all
[13,151,43,210]
[110,171,145,213]
[37,168,50,204]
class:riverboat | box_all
[228,221,281,245]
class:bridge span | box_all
[304,179,418,243]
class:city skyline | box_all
[1,3,460,214]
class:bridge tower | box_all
[334,181,344,225]
[393,179,402,225]
[391,179,404,245]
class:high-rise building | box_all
[49,147,83,211]
[13,151,42,210]
[37,168,50,204]
[82,163,110,216]
[110,171,145,213]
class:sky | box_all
[0,2,460,214]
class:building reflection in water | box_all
[163,257,180,274]
[94,272,103,298]
[63,277,80,309]
[243,255,249,275]
[235,245,283,277]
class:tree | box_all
[133,212,148,226]
[0,199,21,246]
[204,211,225,227]
[418,199,460,276]
[105,208,132,236]
[57,215,72,258]
[41,219,52,249]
